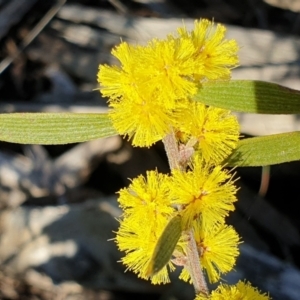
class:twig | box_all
[108,0,129,15]
[0,0,66,75]
[163,131,209,296]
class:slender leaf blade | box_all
[0,113,117,144]
[227,132,300,166]
[195,80,300,114]
[147,215,182,276]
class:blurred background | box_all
[0,0,300,299]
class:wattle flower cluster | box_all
[98,19,239,152]
[116,163,239,285]
[98,19,271,299]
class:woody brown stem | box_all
[186,230,209,296]
[162,131,209,296]
[162,130,181,170]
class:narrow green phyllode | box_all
[226,131,300,166]
[147,215,182,276]
[195,80,300,114]
[0,113,117,144]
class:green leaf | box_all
[227,132,300,166]
[147,215,182,276]
[0,113,117,144]
[195,80,300,114]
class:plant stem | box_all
[162,131,209,296]
[162,130,181,170]
[186,230,209,296]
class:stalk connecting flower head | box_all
[98,19,239,147]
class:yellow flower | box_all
[115,170,176,284]
[97,19,239,148]
[178,19,239,81]
[117,170,174,220]
[139,37,198,108]
[99,38,198,109]
[168,160,237,230]
[116,214,175,284]
[98,42,144,101]
[180,222,240,283]
[99,40,196,147]
[195,281,271,299]
[109,94,176,147]
[176,101,240,165]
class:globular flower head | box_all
[115,170,176,284]
[168,160,238,230]
[140,37,198,108]
[195,281,271,300]
[98,38,199,147]
[98,42,144,101]
[176,101,240,165]
[117,170,174,226]
[178,19,239,81]
[116,214,175,284]
[109,95,175,147]
[180,222,241,283]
